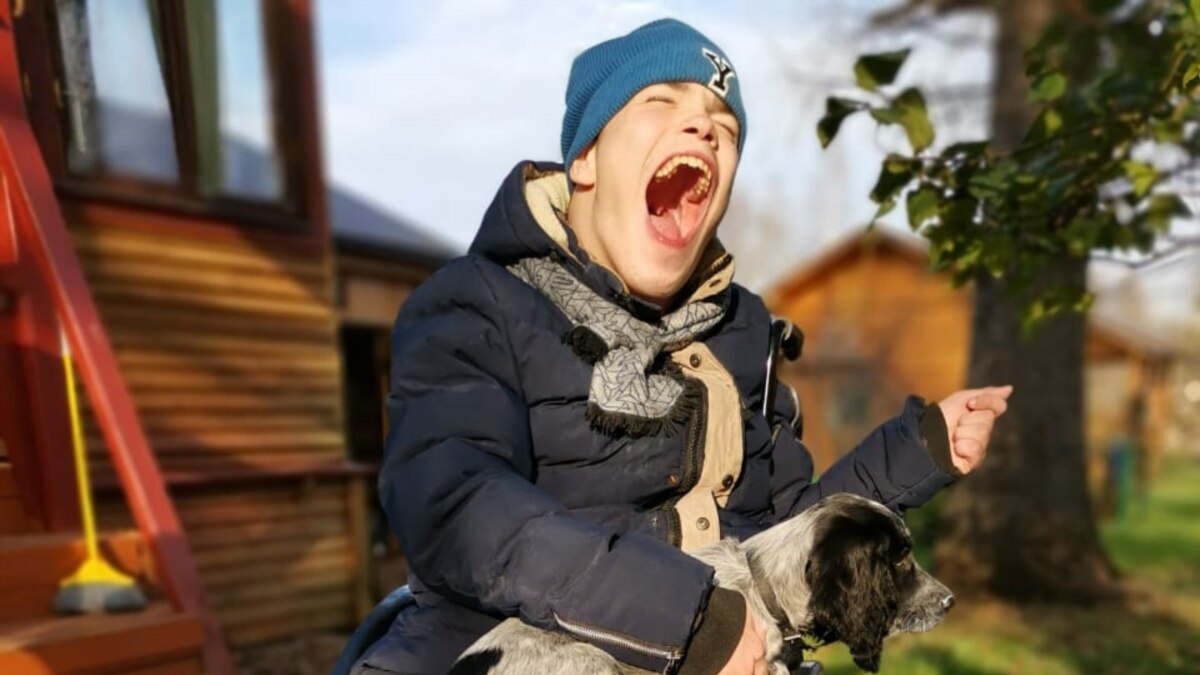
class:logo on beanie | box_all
[701,48,735,97]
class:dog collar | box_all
[744,550,792,630]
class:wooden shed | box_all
[0,2,451,673]
[764,229,1176,479]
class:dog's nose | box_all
[941,594,956,611]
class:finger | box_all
[953,437,983,459]
[981,385,1014,401]
[967,394,1008,415]
[953,422,989,442]
[955,429,984,456]
[958,410,997,427]
[750,614,767,641]
[956,424,993,445]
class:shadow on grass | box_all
[819,644,1007,675]
[808,593,1199,674]
[1015,596,1200,675]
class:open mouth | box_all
[645,154,714,248]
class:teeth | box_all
[653,156,712,182]
[652,156,713,200]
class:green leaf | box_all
[1030,72,1067,103]
[944,141,989,159]
[1150,120,1184,143]
[869,157,915,206]
[1043,108,1064,134]
[1147,193,1192,221]
[938,197,979,233]
[874,198,899,220]
[898,89,935,153]
[854,49,911,92]
[1022,107,1063,145]
[967,161,1018,201]
[870,88,935,153]
[1183,62,1200,92]
[817,97,863,148]
[869,106,902,125]
[1122,161,1158,199]
[1191,0,1200,23]
[905,185,940,230]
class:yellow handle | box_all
[61,329,100,562]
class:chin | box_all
[620,265,690,307]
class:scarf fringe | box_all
[585,378,705,438]
[562,326,609,364]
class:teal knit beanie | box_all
[561,18,747,169]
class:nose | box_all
[941,594,956,611]
[682,113,717,146]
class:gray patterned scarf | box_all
[507,256,728,437]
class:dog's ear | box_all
[805,510,899,673]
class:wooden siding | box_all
[67,217,362,646]
[336,252,431,328]
[69,221,342,477]
[768,234,1173,478]
[771,244,972,470]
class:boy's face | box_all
[568,82,740,306]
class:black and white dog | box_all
[450,493,954,674]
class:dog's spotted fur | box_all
[450,493,954,674]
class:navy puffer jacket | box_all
[358,162,954,674]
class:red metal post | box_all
[0,7,234,673]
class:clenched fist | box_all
[936,385,1013,475]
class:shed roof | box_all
[328,186,459,268]
[765,228,1177,363]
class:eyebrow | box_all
[645,82,738,130]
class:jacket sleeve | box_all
[767,381,957,518]
[379,260,714,673]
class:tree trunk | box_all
[933,0,1118,601]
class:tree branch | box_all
[869,0,989,27]
[1090,235,1200,268]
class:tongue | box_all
[647,169,699,243]
[650,210,684,242]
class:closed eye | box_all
[645,95,675,104]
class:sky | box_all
[311,0,1197,323]
[313,0,995,290]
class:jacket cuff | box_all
[918,403,962,478]
[678,588,745,675]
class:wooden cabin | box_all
[0,2,451,673]
[764,229,1176,482]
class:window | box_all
[55,0,179,183]
[15,0,301,222]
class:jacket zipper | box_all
[554,613,683,665]
[662,380,707,548]
[662,506,682,547]
[679,382,707,493]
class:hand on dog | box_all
[718,603,768,675]
[937,385,1013,475]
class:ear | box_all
[568,142,597,188]
[805,516,898,673]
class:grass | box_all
[807,456,1200,674]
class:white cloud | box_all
[316,1,995,290]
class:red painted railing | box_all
[0,5,233,673]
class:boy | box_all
[355,18,1010,675]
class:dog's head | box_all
[801,494,953,672]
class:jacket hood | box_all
[469,161,735,320]
[469,161,574,265]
